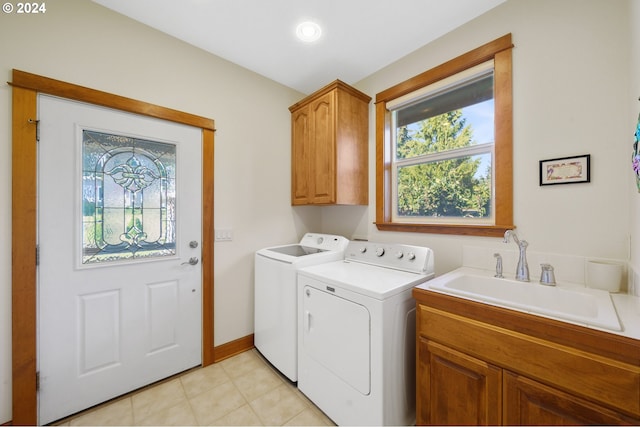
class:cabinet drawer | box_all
[418,304,640,417]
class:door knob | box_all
[181,257,199,266]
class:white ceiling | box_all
[92,0,505,94]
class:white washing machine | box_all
[254,233,348,382]
[297,241,435,426]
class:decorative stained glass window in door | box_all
[82,130,176,264]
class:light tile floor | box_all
[55,349,335,426]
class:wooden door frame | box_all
[10,69,215,425]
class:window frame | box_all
[375,34,514,237]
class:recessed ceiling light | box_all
[296,21,322,43]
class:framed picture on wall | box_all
[539,154,590,186]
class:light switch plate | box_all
[214,228,233,242]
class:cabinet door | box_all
[503,371,639,425]
[291,106,310,205]
[418,338,501,426]
[309,91,335,204]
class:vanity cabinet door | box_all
[503,371,640,425]
[418,338,502,426]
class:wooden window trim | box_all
[375,34,514,237]
[10,69,216,425]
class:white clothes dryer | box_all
[254,233,348,381]
[297,241,434,426]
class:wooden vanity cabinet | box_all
[414,288,640,426]
[289,80,371,205]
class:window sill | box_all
[374,221,514,238]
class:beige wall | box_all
[0,1,320,422]
[327,0,634,275]
[1,0,636,423]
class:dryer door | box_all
[301,285,371,395]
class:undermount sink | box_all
[427,268,621,331]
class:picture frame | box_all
[539,154,590,186]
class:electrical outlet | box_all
[214,228,233,242]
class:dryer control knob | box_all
[376,247,385,257]
[317,237,324,245]
[395,251,404,259]
[359,247,367,253]
[407,252,416,261]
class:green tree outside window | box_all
[396,110,491,219]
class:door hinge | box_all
[36,245,39,266]
[29,118,40,142]
[36,371,40,391]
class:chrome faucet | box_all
[504,230,529,282]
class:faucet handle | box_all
[494,253,503,278]
[540,263,556,286]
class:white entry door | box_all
[37,95,203,424]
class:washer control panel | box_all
[298,233,349,251]
[344,241,434,274]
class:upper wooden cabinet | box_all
[289,80,371,205]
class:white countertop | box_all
[416,267,640,341]
[611,292,640,340]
